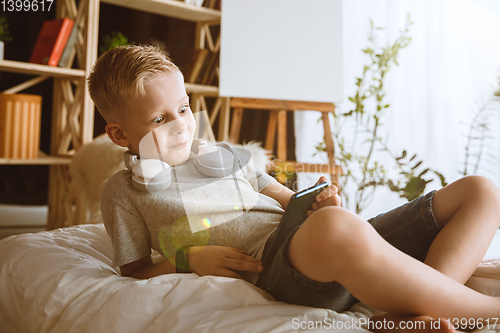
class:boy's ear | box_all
[105,123,130,148]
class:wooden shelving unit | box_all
[0,0,99,230]
[100,0,221,22]
[0,60,86,78]
[185,82,218,96]
[0,0,227,229]
[0,152,72,165]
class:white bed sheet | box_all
[0,224,499,333]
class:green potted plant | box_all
[0,15,12,61]
[315,15,447,214]
[99,31,132,55]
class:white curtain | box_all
[294,0,500,219]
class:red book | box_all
[29,18,74,67]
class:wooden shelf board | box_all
[0,152,72,165]
[185,83,218,96]
[0,60,85,79]
[100,0,221,22]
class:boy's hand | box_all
[187,246,263,279]
[307,176,341,216]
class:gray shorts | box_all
[255,190,440,312]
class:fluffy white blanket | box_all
[0,224,372,333]
[1,224,499,333]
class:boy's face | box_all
[118,71,196,166]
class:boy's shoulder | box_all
[101,169,133,201]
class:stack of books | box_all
[29,17,80,68]
[0,93,42,159]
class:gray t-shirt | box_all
[100,143,284,283]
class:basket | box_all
[0,93,42,159]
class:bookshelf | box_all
[0,60,85,78]
[0,152,71,165]
[100,0,221,22]
[185,82,218,95]
[0,0,98,229]
[0,0,226,229]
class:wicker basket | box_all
[0,93,42,159]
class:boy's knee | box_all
[461,175,500,202]
[293,207,374,266]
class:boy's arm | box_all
[120,246,263,279]
[260,180,295,209]
[261,176,342,211]
[120,255,175,278]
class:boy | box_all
[88,45,500,329]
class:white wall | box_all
[294,0,500,219]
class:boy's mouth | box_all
[172,141,187,148]
[169,140,189,149]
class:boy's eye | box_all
[179,105,190,114]
[152,116,164,124]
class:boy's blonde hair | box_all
[87,45,180,123]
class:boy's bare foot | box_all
[368,314,456,333]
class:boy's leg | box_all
[287,205,500,319]
[425,175,500,283]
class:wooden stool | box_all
[228,98,342,185]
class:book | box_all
[58,24,80,68]
[184,0,204,6]
[29,18,74,67]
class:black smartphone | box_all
[261,182,329,268]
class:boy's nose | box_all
[170,119,187,135]
[165,117,187,135]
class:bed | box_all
[1,135,500,332]
[2,223,500,332]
